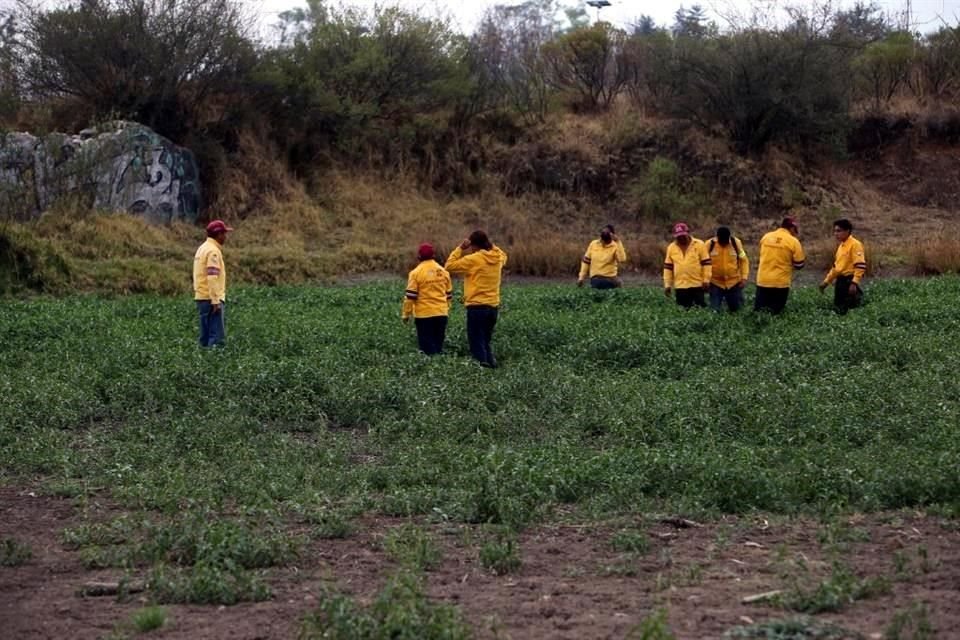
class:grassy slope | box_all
[2,111,959,295]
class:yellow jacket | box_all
[756,228,805,288]
[663,238,711,289]
[706,236,750,289]
[445,245,508,307]
[823,236,866,286]
[578,239,627,281]
[193,238,227,304]
[402,260,453,320]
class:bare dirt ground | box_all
[2,486,959,639]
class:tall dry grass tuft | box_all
[910,237,960,275]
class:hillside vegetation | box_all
[1,0,959,294]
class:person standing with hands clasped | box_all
[193,219,233,347]
[706,226,749,312]
[445,230,507,368]
[818,219,866,314]
[402,243,453,355]
[577,224,627,289]
[663,222,711,308]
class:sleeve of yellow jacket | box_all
[698,241,712,284]
[663,245,674,289]
[852,239,866,284]
[206,249,225,304]
[401,269,418,320]
[616,241,626,264]
[444,247,470,274]
[792,239,806,270]
[736,238,750,282]
[578,242,593,282]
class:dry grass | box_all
[5,103,959,294]
[910,237,960,275]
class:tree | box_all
[471,1,560,124]
[672,5,712,39]
[542,22,628,111]
[259,4,471,166]
[631,15,659,36]
[916,26,960,99]
[664,16,853,154]
[831,1,890,48]
[16,0,257,140]
[853,31,916,109]
[0,9,20,121]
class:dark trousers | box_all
[709,284,744,312]
[754,286,790,314]
[197,300,226,347]
[834,276,863,314]
[590,276,621,290]
[675,287,706,308]
[466,305,498,367]
[414,316,448,354]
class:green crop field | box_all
[2,278,959,637]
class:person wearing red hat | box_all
[755,216,805,314]
[663,222,711,308]
[402,243,454,355]
[193,219,233,346]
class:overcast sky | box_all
[251,0,959,36]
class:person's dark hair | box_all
[469,229,493,251]
[716,226,731,243]
[833,218,853,232]
[780,216,798,231]
[602,224,615,234]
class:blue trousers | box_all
[709,284,745,312]
[197,300,226,347]
[466,305,498,367]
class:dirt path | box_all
[2,487,958,639]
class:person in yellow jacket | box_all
[577,224,627,289]
[402,243,453,355]
[445,230,507,368]
[755,216,805,314]
[663,222,711,308]
[193,219,233,347]
[706,226,750,312]
[818,218,866,314]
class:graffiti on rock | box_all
[0,122,200,224]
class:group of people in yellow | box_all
[402,230,507,367]
[578,217,866,316]
[191,217,866,360]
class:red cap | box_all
[417,243,435,260]
[206,219,234,234]
[672,222,690,237]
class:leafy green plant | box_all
[300,571,471,639]
[885,602,934,640]
[610,528,650,554]
[0,538,32,566]
[131,606,168,632]
[383,525,442,571]
[478,534,521,576]
[627,609,675,640]
[724,616,863,639]
[148,562,271,605]
[784,563,891,614]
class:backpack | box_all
[709,237,742,270]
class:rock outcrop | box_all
[0,121,200,224]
